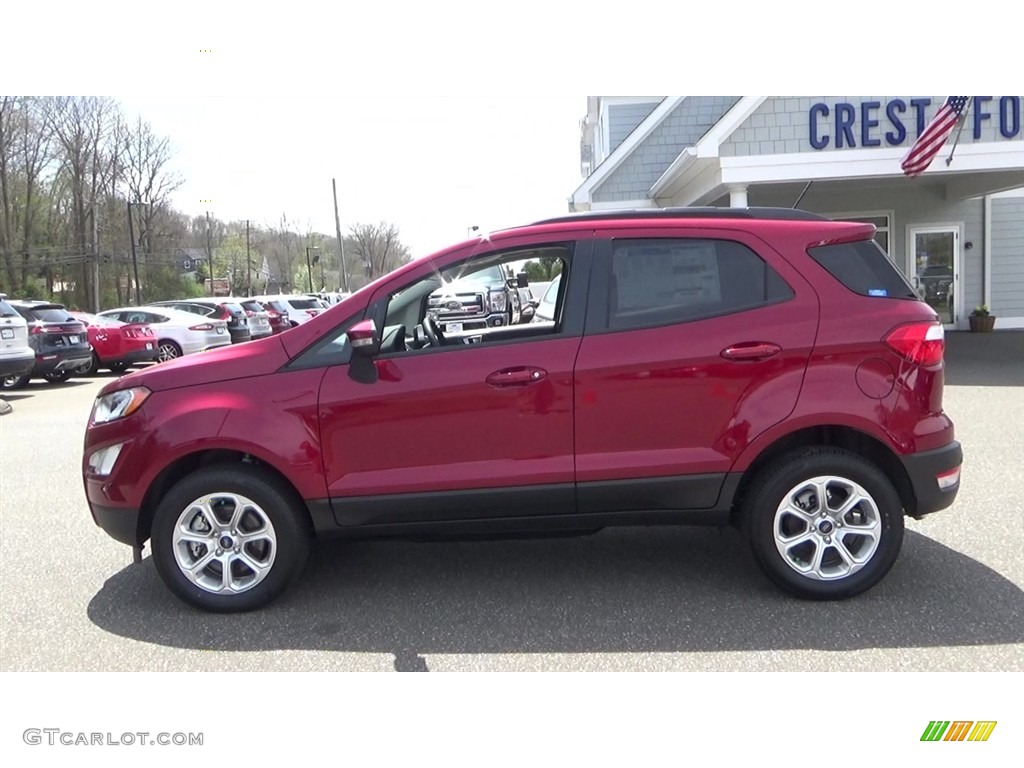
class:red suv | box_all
[83,209,961,612]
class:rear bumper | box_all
[105,347,159,367]
[33,349,93,375]
[900,441,963,518]
[0,351,35,378]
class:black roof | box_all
[534,207,829,225]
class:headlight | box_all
[489,290,507,313]
[92,386,151,425]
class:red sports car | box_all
[71,311,159,374]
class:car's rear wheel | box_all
[80,352,100,376]
[2,374,30,390]
[157,340,182,362]
[44,370,73,384]
[151,465,311,612]
[743,448,904,600]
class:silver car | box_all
[98,306,231,362]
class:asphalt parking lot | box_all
[1,332,1022,672]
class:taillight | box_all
[885,322,944,367]
[30,324,44,334]
[190,323,214,331]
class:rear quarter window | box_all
[807,239,917,299]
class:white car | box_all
[0,295,35,385]
[254,295,325,327]
[531,273,561,325]
[98,306,231,362]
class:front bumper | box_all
[899,441,963,518]
[89,500,143,547]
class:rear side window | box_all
[607,238,794,330]
[286,298,319,310]
[28,308,76,322]
[807,239,917,299]
[0,300,19,317]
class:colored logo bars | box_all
[920,720,997,742]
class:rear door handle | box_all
[721,342,782,361]
[486,367,547,387]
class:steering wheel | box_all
[422,312,445,347]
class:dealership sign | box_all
[808,97,1021,149]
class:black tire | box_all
[81,352,100,376]
[150,465,312,612]
[742,447,904,600]
[44,370,73,384]
[109,361,130,373]
[2,374,30,390]
[157,339,182,362]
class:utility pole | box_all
[92,200,100,312]
[246,219,251,297]
[333,178,349,292]
[127,202,142,305]
[206,211,214,296]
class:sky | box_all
[114,95,586,258]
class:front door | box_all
[909,226,960,328]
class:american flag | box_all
[901,96,970,176]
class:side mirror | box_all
[516,272,530,288]
[529,299,540,309]
[347,319,380,357]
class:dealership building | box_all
[571,96,1024,330]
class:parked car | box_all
[426,262,522,334]
[517,287,537,323]
[0,295,35,385]
[255,295,324,327]
[70,311,159,374]
[84,207,961,612]
[97,306,231,362]
[3,300,91,389]
[231,298,273,340]
[531,273,561,324]
[150,299,251,344]
[255,300,290,335]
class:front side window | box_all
[375,244,573,356]
[606,238,794,330]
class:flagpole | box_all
[945,98,971,166]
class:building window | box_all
[831,213,892,257]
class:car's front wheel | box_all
[150,465,312,612]
[743,447,904,600]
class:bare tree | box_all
[348,221,411,281]
[121,116,183,254]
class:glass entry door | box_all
[910,226,959,327]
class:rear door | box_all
[573,227,818,513]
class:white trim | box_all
[906,222,964,330]
[590,199,658,211]
[719,142,1024,184]
[571,97,684,207]
[648,97,766,198]
[983,195,993,309]
[692,96,768,157]
[600,96,664,107]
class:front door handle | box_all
[486,367,547,387]
[721,342,782,361]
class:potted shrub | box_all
[969,305,996,333]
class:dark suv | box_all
[83,208,961,612]
[4,300,91,389]
[151,300,251,344]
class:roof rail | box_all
[534,207,830,225]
